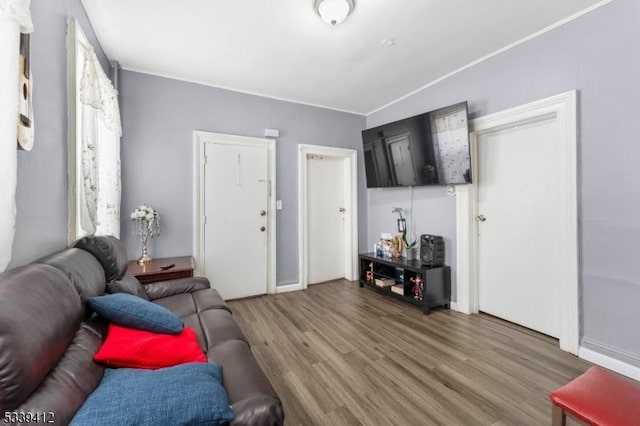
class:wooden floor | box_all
[228,280,592,425]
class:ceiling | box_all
[82,0,605,115]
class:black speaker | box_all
[420,234,445,267]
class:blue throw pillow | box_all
[88,293,183,334]
[71,363,235,426]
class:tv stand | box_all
[358,253,450,315]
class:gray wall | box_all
[9,0,109,268]
[367,187,457,297]
[367,0,640,365]
[118,71,366,285]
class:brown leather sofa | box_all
[0,236,283,425]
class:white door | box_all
[307,155,346,284]
[477,116,562,338]
[203,141,268,299]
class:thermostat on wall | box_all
[264,128,280,138]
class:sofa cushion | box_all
[192,287,231,312]
[182,314,207,349]
[70,363,235,426]
[152,287,231,317]
[0,264,83,410]
[143,276,211,300]
[198,309,249,351]
[94,323,206,369]
[88,293,183,334]
[73,235,128,281]
[152,289,244,353]
[12,319,107,424]
[106,272,150,300]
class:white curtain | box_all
[77,43,122,238]
[0,0,32,271]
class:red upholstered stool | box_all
[549,366,640,425]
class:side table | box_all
[127,256,195,284]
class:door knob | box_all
[260,226,266,232]
[339,207,346,212]
[259,210,266,216]
[476,215,486,222]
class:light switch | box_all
[276,200,283,210]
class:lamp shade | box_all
[315,0,354,26]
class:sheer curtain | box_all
[0,0,32,271]
[75,32,122,238]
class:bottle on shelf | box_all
[375,241,383,257]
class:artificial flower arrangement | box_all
[131,205,160,264]
[131,204,159,223]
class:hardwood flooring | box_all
[228,280,593,425]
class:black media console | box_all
[358,253,450,315]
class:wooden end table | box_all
[127,256,195,284]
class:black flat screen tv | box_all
[362,101,471,188]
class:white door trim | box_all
[298,144,358,290]
[193,131,277,295]
[455,90,579,354]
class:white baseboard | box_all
[579,346,640,382]
[275,282,302,294]
[449,301,460,312]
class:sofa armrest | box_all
[144,276,210,300]
[231,394,284,426]
[209,340,283,425]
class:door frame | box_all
[298,144,358,289]
[455,90,579,354]
[193,131,277,295]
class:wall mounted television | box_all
[362,101,471,188]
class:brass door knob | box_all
[260,210,266,216]
[260,226,266,232]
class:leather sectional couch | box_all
[0,236,283,425]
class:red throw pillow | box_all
[94,323,207,369]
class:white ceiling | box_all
[82,0,605,115]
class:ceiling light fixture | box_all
[314,0,355,26]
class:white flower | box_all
[131,204,159,229]
[131,204,160,238]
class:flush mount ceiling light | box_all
[314,0,355,26]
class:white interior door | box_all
[203,141,268,299]
[307,155,346,284]
[477,116,562,338]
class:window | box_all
[67,19,122,242]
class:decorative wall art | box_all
[17,32,33,151]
